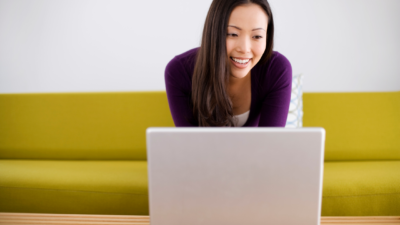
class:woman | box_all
[165,0,292,127]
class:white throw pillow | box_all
[285,73,303,128]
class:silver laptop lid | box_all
[147,127,325,225]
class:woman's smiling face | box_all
[226,3,269,79]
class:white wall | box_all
[271,0,400,92]
[0,0,399,94]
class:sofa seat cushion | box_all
[0,160,149,215]
[2,160,399,216]
[322,160,400,216]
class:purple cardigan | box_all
[164,47,292,127]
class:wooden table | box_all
[0,213,399,225]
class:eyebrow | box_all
[228,25,266,32]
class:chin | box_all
[231,70,250,79]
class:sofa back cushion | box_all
[3,91,399,161]
[0,91,174,160]
[303,91,400,161]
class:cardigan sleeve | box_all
[164,56,197,127]
[257,53,292,127]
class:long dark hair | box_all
[192,0,274,127]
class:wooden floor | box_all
[0,213,399,225]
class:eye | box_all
[227,33,238,37]
[254,35,263,39]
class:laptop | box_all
[146,127,325,225]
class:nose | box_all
[236,36,251,54]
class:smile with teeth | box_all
[231,57,250,64]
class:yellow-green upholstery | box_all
[303,92,400,161]
[0,91,399,216]
[322,161,400,216]
[0,92,174,160]
[0,91,174,215]
[0,160,148,215]
[304,91,400,216]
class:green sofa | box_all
[0,91,399,216]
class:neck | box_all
[228,71,251,89]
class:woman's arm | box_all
[164,57,197,127]
[258,53,292,127]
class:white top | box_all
[233,110,250,127]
